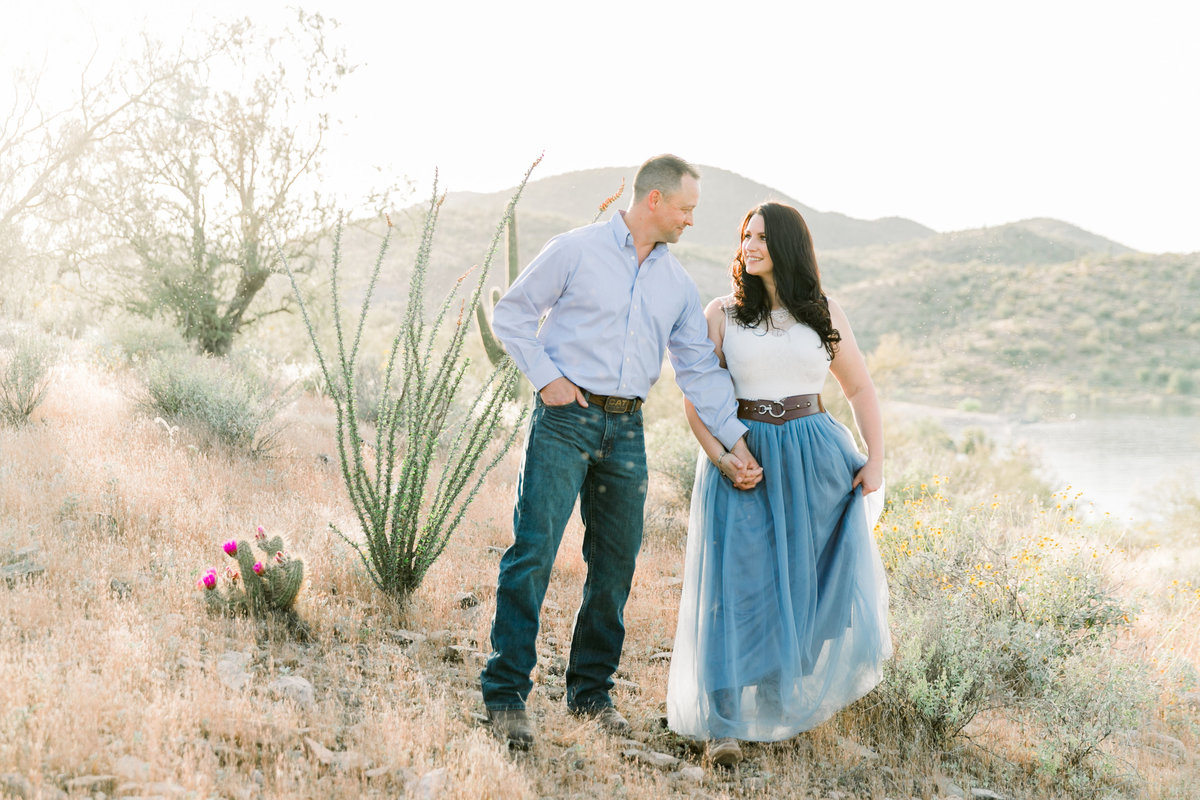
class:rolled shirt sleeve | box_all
[668,284,748,450]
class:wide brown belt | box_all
[737,393,824,425]
[583,391,643,414]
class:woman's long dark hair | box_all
[730,202,840,359]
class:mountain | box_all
[451,164,936,252]
[317,166,1196,418]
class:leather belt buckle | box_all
[604,396,633,414]
[757,401,786,418]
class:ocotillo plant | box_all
[474,178,625,399]
[276,158,539,602]
[197,526,304,618]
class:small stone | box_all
[303,737,367,773]
[413,767,450,799]
[63,775,118,795]
[622,748,679,770]
[0,774,32,799]
[144,780,189,796]
[1,560,46,588]
[270,675,316,709]
[386,629,427,646]
[216,652,253,692]
[114,755,152,781]
[485,545,506,555]
[677,766,705,782]
[649,651,672,662]
[837,736,879,761]
[664,577,683,587]
[741,776,767,791]
[453,591,480,608]
[970,789,1008,800]
[935,773,966,798]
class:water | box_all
[886,402,1200,521]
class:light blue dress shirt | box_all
[492,212,748,450]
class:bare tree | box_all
[88,12,354,355]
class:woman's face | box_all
[741,214,773,278]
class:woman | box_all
[666,202,891,765]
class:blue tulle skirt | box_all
[666,412,891,741]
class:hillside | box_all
[303,169,1196,419]
[835,247,1200,415]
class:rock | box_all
[0,774,33,799]
[935,773,966,798]
[837,736,880,761]
[269,675,316,709]
[216,651,253,692]
[664,577,683,587]
[741,777,767,791]
[1,560,46,588]
[114,755,152,781]
[303,737,368,773]
[622,748,680,770]
[649,651,672,662]
[63,775,118,795]
[386,629,427,647]
[676,766,705,782]
[970,789,1008,800]
[453,591,480,608]
[612,677,640,691]
[413,767,450,799]
[485,545,506,555]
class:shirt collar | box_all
[611,211,668,263]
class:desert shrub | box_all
[646,417,700,505]
[0,329,57,427]
[137,351,288,454]
[92,315,191,370]
[279,163,537,602]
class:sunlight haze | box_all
[4,0,1199,253]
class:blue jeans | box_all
[480,396,648,712]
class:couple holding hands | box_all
[479,154,890,765]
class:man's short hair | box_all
[633,154,700,202]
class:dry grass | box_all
[1,356,1198,799]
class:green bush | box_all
[873,424,1148,790]
[0,330,57,427]
[280,162,538,603]
[137,351,288,454]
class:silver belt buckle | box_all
[756,401,785,418]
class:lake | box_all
[885,402,1200,521]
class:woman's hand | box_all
[716,449,763,490]
[852,458,883,495]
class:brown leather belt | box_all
[584,391,643,414]
[737,393,824,425]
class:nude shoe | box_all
[708,737,743,766]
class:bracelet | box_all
[715,451,730,470]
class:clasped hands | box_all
[716,438,763,491]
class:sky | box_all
[4,0,1200,254]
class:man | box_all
[481,154,761,749]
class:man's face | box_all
[653,174,700,244]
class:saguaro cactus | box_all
[474,179,625,399]
[475,214,521,371]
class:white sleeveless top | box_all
[720,298,831,400]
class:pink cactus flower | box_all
[274,551,286,564]
[253,561,265,575]
[255,525,266,540]
[199,571,217,590]
[223,540,238,556]
[225,565,240,582]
